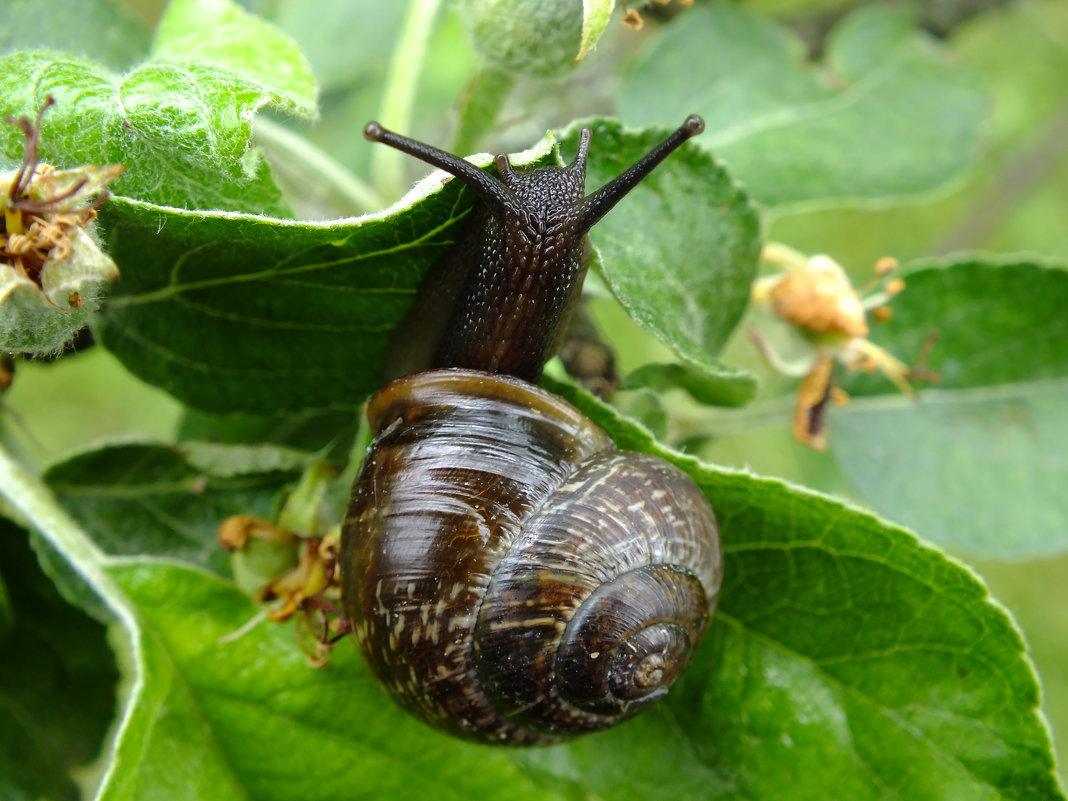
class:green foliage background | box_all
[0,0,1065,799]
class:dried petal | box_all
[1,100,122,354]
[793,353,835,450]
[768,256,868,338]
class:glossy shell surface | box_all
[340,368,722,744]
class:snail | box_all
[339,116,722,744]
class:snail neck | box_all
[430,176,592,383]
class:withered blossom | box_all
[750,243,931,450]
[1,95,123,354]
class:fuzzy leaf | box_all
[101,559,572,801]
[0,10,316,215]
[177,407,361,464]
[44,442,300,573]
[152,0,317,118]
[91,136,553,414]
[542,379,1065,801]
[4,388,1062,800]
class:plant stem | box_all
[451,67,516,155]
[372,0,445,200]
[254,118,382,215]
[673,394,796,440]
[934,100,1068,252]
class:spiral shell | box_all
[340,368,722,744]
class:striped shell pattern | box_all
[340,368,722,744]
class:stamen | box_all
[6,95,55,203]
[9,177,89,214]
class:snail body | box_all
[340,117,722,744]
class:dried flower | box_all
[219,512,346,665]
[750,244,930,450]
[1,96,123,354]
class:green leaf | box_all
[180,440,313,477]
[579,0,615,61]
[543,379,1065,801]
[847,259,1068,396]
[0,519,118,801]
[92,136,554,414]
[559,118,762,371]
[269,1,406,91]
[832,257,1068,559]
[627,387,671,439]
[621,360,758,408]
[94,121,746,417]
[619,4,986,208]
[833,381,1068,560]
[0,0,150,71]
[152,0,317,118]
[0,572,8,636]
[738,0,857,14]
[0,42,314,214]
[44,442,300,572]
[101,559,569,801]
[0,444,568,801]
[177,407,360,463]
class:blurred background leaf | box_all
[44,441,302,571]
[618,4,987,208]
[0,0,150,71]
[833,258,1068,559]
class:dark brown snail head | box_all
[363,116,706,383]
[362,115,705,230]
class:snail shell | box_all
[341,369,722,744]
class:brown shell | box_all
[340,368,722,744]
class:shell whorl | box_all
[340,368,722,744]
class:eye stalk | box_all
[366,115,706,383]
[363,120,521,212]
[575,114,705,232]
[364,115,705,233]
